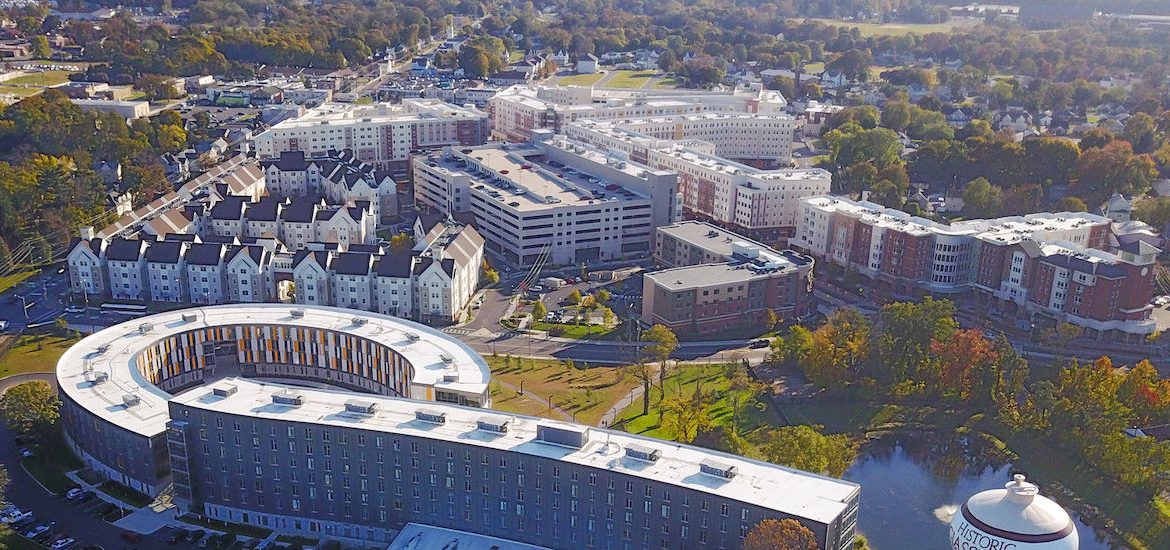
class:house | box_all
[243,196,285,240]
[552,50,571,66]
[279,198,324,250]
[576,54,600,75]
[208,196,247,238]
[145,240,188,303]
[374,251,414,317]
[225,244,274,303]
[292,249,333,306]
[185,242,227,304]
[105,238,149,301]
[410,57,436,77]
[943,106,973,126]
[992,110,1033,133]
[194,138,230,163]
[411,218,484,323]
[162,153,189,181]
[330,252,377,310]
[66,228,107,298]
[1101,193,1133,223]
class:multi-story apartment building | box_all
[488,84,788,143]
[145,240,188,303]
[58,306,858,549]
[185,243,227,304]
[260,149,399,224]
[66,227,106,298]
[643,222,815,335]
[565,113,798,167]
[254,99,490,175]
[413,135,679,267]
[104,238,149,301]
[224,245,273,303]
[793,196,1158,339]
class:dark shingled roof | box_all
[186,243,225,266]
[227,245,269,267]
[374,251,413,278]
[105,239,145,262]
[209,196,247,221]
[347,244,384,254]
[281,198,320,223]
[144,240,184,263]
[331,252,374,276]
[244,196,283,222]
[293,250,332,269]
[262,150,308,172]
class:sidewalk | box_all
[63,470,176,535]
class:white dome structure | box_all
[950,474,1078,550]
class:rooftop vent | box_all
[138,322,154,334]
[345,400,378,415]
[212,384,238,398]
[290,309,305,318]
[416,409,447,424]
[440,354,454,364]
[92,371,109,384]
[699,459,737,480]
[352,317,368,326]
[442,371,459,383]
[272,391,304,406]
[95,345,110,354]
[405,332,420,342]
[181,313,197,323]
[122,393,141,408]
[537,423,589,449]
[625,443,661,463]
[477,417,510,434]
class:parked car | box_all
[25,523,52,538]
[121,531,141,542]
[0,320,8,332]
[749,338,771,349]
[18,448,32,458]
[65,487,84,500]
[51,537,76,549]
[167,528,190,543]
[64,306,85,313]
[77,490,96,503]
[1,510,31,524]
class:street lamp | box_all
[14,295,29,324]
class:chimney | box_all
[80,226,95,241]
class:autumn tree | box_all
[799,309,871,387]
[660,380,715,443]
[873,299,957,391]
[389,232,413,254]
[726,365,766,449]
[1054,196,1087,212]
[823,122,902,171]
[930,329,999,401]
[641,324,679,404]
[480,259,500,285]
[567,289,582,305]
[760,425,856,478]
[0,381,60,436]
[1134,196,1170,229]
[1072,140,1158,204]
[743,518,819,550]
[962,177,1003,218]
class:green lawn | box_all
[0,268,36,294]
[617,363,782,441]
[0,334,79,378]
[99,480,153,507]
[22,431,83,494]
[650,76,680,89]
[807,18,973,38]
[179,514,273,539]
[4,534,43,550]
[605,70,655,89]
[0,86,40,98]
[530,321,616,340]
[557,72,605,86]
[488,356,639,425]
[6,70,72,87]
[802,61,826,75]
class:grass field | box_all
[0,334,79,378]
[557,72,605,86]
[4,534,42,550]
[6,70,72,87]
[530,321,616,340]
[22,431,83,494]
[488,356,638,425]
[0,86,39,98]
[807,18,973,37]
[0,268,36,294]
[650,76,680,89]
[605,70,655,88]
[617,363,781,442]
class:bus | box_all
[100,303,148,317]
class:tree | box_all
[0,239,12,272]
[481,259,500,285]
[962,177,1003,218]
[764,309,780,331]
[760,425,856,478]
[743,518,819,550]
[825,48,872,83]
[624,362,655,416]
[823,123,902,170]
[641,324,679,405]
[601,306,616,327]
[0,381,60,436]
[30,35,51,59]
[1134,196,1170,229]
[389,232,413,254]
[1124,112,1159,154]
[596,289,611,303]
[873,299,957,388]
[531,300,547,321]
[1055,196,1088,212]
[879,101,912,132]
[869,179,903,208]
[1079,127,1115,150]
[660,380,715,443]
[930,329,999,401]
[1073,140,1158,204]
[726,366,765,444]
[800,309,871,386]
[134,74,180,100]
[567,289,582,305]
[833,162,877,194]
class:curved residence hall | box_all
[57,305,859,549]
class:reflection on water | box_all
[844,435,1117,550]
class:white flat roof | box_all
[389,523,550,550]
[171,377,859,524]
[56,304,491,438]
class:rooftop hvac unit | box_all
[212,384,238,398]
[416,409,447,424]
[405,332,420,342]
[272,391,304,406]
[92,371,109,384]
[625,444,661,463]
[442,371,459,383]
[440,354,454,364]
[352,317,368,326]
[290,309,305,318]
[122,393,141,408]
[344,400,378,415]
[138,322,154,334]
[181,313,198,323]
[95,345,110,354]
[537,423,589,449]
[477,417,509,434]
[699,460,737,480]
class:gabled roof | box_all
[374,251,413,278]
[105,238,146,262]
[330,252,374,276]
[262,150,308,172]
[315,208,340,222]
[244,196,283,222]
[281,197,321,223]
[293,249,332,270]
[347,244,385,254]
[226,244,270,267]
[144,240,185,264]
[209,196,247,220]
[1119,240,1161,256]
[185,243,225,266]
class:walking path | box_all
[492,378,573,422]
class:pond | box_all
[844,435,1118,550]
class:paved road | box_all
[1,268,71,333]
